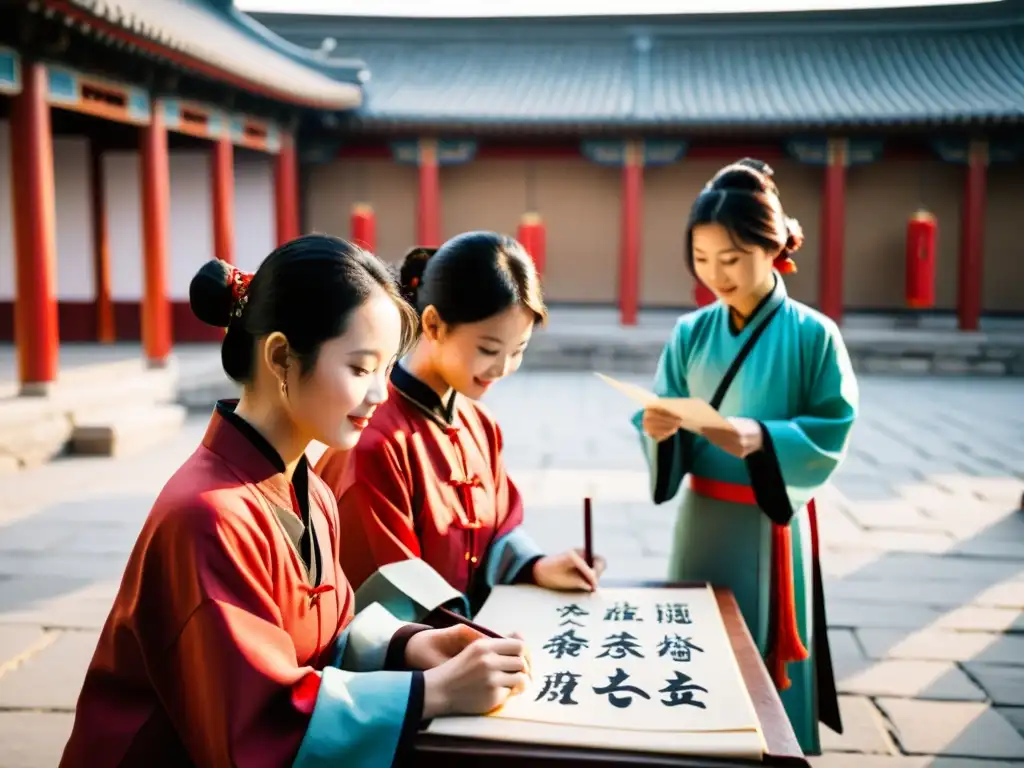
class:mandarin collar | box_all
[390,363,458,426]
[202,400,309,512]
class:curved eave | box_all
[41,0,362,111]
[343,112,1024,137]
[223,5,369,87]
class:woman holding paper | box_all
[634,159,858,755]
[317,231,606,617]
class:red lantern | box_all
[350,203,376,253]
[517,212,546,277]
[906,210,937,309]
[694,281,716,307]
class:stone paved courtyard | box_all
[0,372,1022,767]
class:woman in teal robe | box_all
[633,159,858,755]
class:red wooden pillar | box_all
[517,212,546,277]
[819,138,847,323]
[90,143,115,343]
[619,139,643,326]
[694,281,716,307]
[351,204,376,253]
[275,132,300,246]
[10,61,59,394]
[957,140,987,332]
[140,104,172,367]
[211,134,235,264]
[417,138,441,247]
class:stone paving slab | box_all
[819,696,896,754]
[0,576,119,630]
[824,578,1024,609]
[827,628,871,680]
[875,698,1024,759]
[1001,707,1024,735]
[0,626,49,672]
[838,659,986,701]
[0,713,75,768]
[824,599,947,630]
[961,664,1024,707]
[857,628,1024,665]
[812,757,1024,768]
[0,630,98,710]
[818,553,1024,584]
[1,373,1023,767]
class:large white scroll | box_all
[427,584,766,759]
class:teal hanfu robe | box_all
[632,275,858,755]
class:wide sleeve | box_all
[138,507,418,768]
[631,319,695,504]
[334,434,423,592]
[483,423,544,587]
[745,320,859,524]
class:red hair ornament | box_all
[774,255,798,275]
[230,267,254,319]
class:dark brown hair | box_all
[190,234,417,385]
[685,158,803,275]
[398,231,547,329]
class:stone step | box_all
[69,403,188,458]
[519,326,1024,376]
[0,358,182,471]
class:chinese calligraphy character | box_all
[597,631,645,660]
[535,671,581,706]
[603,602,643,622]
[542,628,589,659]
[657,634,704,662]
[659,671,708,708]
[557,603,589,627]
[655,602,692,625]
[593,668,652,709]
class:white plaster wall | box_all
[104,150,143,301]
[234,153,275,275]
[107,150,217,302]
[0,119,13,301]
[53,136,93,300]
[168,151,214,300]
[1,132,275,305]
[0,123,95,301]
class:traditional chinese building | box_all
[3,1,1023,396]
[0,0,364,393]
[255,1,1024,330]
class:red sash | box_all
[688,476,809,690]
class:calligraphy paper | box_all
[427,585,765,758]
[594,373,735,435]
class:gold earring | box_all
[280,377,289,398]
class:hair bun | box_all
[736,157,774,177]
[399,246,437,306]
[783,216,805,255]
[708,158,778,196]
[189,259,236,328]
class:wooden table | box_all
[408,582,809,767]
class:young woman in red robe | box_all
[317,232,606,617]
[59,235,531,768]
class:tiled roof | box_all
[254,6,1024,130]
[51,0,365,109]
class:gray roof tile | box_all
[255,8,1024,129]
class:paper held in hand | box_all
[594,373,735,435]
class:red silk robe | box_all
[60,403,423,768]
[319,365,544,614]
